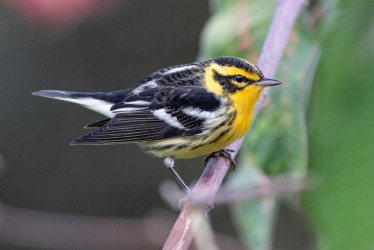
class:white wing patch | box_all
[152,109,185,130]
[123,100,150,105]
[181,106,217,119]
[53,96,115,118]
[112,107,148,113]
[111,100,150,113]
[162,65,197,75]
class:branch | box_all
[160,175,307,209]
[163,0,307,249]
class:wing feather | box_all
[71,112,170,145]
[72,87,222,145]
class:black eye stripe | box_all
[213,70,255,94]
[234,75,257,84]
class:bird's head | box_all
[203,56,281,98]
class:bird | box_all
[33,56,281,192]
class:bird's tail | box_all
[32,89,131,118]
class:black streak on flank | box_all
[190,143,204,150]
[228,111,237,126]
[176,144,189,150]
[208,128,230,144]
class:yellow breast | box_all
[227,85,263,140]
[141,84,264,159]
[147,85,264,159]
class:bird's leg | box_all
[164,157,191,193]
[204,149,237,170]
[164,157,214,212]
[164,157,194,209]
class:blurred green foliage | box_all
[200,0,374,249]
[304,0,374,249]
[200,0,274,60]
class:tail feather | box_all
[32,90,79,99]
[32,89,131,118]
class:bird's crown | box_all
[212,56,264,80]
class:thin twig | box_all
[160,175,307,208]
[163,0,307,249]
[215,175,306,204]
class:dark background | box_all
[0,0,208,216]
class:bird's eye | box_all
[234,75,245,83]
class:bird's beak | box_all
[256,78,282,87]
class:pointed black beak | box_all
[256,78,282,87]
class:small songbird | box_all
[33,56,281,191]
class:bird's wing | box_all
[72,111,172,144]
[72,87,222,145]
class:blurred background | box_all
[0,0,373,250]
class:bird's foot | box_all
[204,149,237,170]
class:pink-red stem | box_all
[163,0,306,249]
